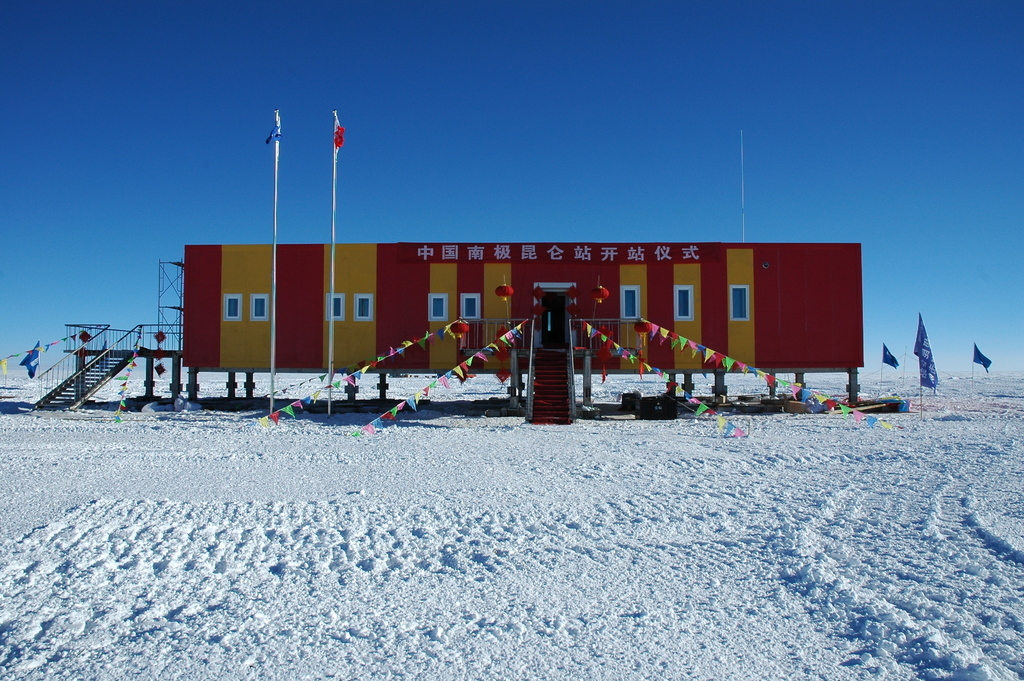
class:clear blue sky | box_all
[2,1,1021,374]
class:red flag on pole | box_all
[334,112,345,149]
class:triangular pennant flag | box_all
[474,351,487,361]
[866,416,878,428]
[716,416,727,432]
[722,356,735,371]
[852,410,864,423]
[732,427,747,438]
[269,412,280,424]
[439,375,450,389]
[406,397,417,411]
[382,411,396,420]
[282,405,295,418]
[258,417,271,428]
[880,420,894,430]
[790,385,802,398]
[704,347,715,362]
[695,403,709,416]
[840,404,852,417]
[362,423,376,435]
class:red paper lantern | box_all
[494,284,514,301]
[591,286,610,303]
[634,320,652,335]
[450,320,470,338]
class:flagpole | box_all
[328,110,340,416]
[270,109,281,415]
[740,130,746,243]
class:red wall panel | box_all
[183,245,222,367]
[276,244,326,369]
[376,244,431,371]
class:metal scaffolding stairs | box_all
[34,326,142,411]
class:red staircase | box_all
[529,349,572,425]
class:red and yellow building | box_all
[183,241,862,383]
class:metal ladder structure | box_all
[34,326,142,410]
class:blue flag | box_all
[882,344,899,369]
[913,314,938,390]
[265,110,281,144]
[19,340,41,379]
[972,344,992,373]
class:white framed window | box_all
[354,293,374,321]
[325,293,346,321]
[460,293,481,320]
[223,294,242,321]
[730,285,750,321]
[428,293,449,322]
[673,285,694,322]
[250,294,269,321]
[621,285,641,319]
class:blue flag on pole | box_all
[972,344,992,373]
[913,314,938,390]
[19,341,41,379]
[265,110,281,144]
[882,344,899,369]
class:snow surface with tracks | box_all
[0,371,1022,680]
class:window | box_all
[223,294,241,321]
[325,293,346,321]
[428,293,448,322]
[621,285,640,319]
[250,294,269,321]
[673,285,694,321]
[354,293,374,321]
[730,285,750,321]
[460,293,481,320]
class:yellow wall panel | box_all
[220,245,272,368]
[727,248,755,366]
[618,264,647,369]
[673,263,703,370]
[483,263,513,320]
[429,263,459,370]
[323,243,378,371]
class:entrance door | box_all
[541,292,567,347]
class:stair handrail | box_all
[565,314,577,422]
[35,326,142,406]
[35,325,115,402]
[524,317,537,422]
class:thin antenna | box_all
[740,130,746,243]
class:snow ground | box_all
[0,371,1022,680]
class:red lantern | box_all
[634,320,652,335]
[450,320,470,338]
[591,286,610,303]
[494,284,514,301]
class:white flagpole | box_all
[740,130,746,243]
[328,111,340,415]
[270,109,281,415]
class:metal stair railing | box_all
[34,325,112,404]
[35,326,143,410]
[524,318,537,422]
[565,315,577,422]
